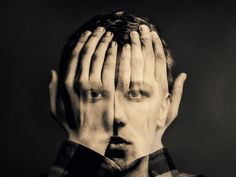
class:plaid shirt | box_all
[44,140,204,177]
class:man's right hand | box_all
[49,27,117,155]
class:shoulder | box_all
[151,170,205,177]
[179,172,205,177]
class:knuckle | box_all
[107,49,114,56]
[81,46,90,56]
[71,49,79,57]
[155,53,166,62]
[100,37,109,43]
[120,53,127,61]
[78,37,87,43]
[131,40,140,46]
[92,52,99,59]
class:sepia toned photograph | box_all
[1,0,235,177]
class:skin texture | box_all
[106,26,171,168]
[50,27,117,155]
[49,25,187,171]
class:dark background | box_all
[1,0,236,177]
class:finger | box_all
[49,70,58,117]
[90,31,113,87]
[65,31,92,88]
[49,70,71,133]
[139,24,153,50]
[117,44,131,91]
[49,70,66,120]
[151,31,168,90]
[102,41,117,89]
[139,25,155,82]
[130,31,144,86]
[64,31,94,130]
[79,27,106,83]
[168,73,187,120]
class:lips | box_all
[105,137,131,159]
[109,136,131,145]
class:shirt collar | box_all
[51,140,177,176]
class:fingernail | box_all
[182,73,187,82]
[130,31,138,38]
[139,25,149,32]
[111,41,116,47]
[152,31,159,38]
[125,44,130,49]
[50,70,55,80]
[82,31,91,36]
[106,31,112,37]
[96,26,105,32]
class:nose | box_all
[113,93,127,135]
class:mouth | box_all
[105,136,131,158]
[109,136,131,145]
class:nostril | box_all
[113,119,126,135]
[116,120,125,128]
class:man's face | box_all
[52,25,169,169]
[105,78,165,168]
[105,27,169,168]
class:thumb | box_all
[168,73,187,121]
[49,70,71,135]
[49,70,58,117]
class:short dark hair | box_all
[58,11,174,128]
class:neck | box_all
[150,133,164,154]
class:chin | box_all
[111,157,130,169]
[105,144,139,170]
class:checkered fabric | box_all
[42,141,204,177]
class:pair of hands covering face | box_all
[49,25,187,156]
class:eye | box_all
[91,91,100,98]
[126,90,146,101]
[128,90,141,98]
[87,90,104,102]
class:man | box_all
[46,11,203,177]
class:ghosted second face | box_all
[104,80,166,169]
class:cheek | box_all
[90,102,108,114]
[83,100,114,125]
[128,94,163,133]
[149,98,162,123]
[126,100,158,131]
